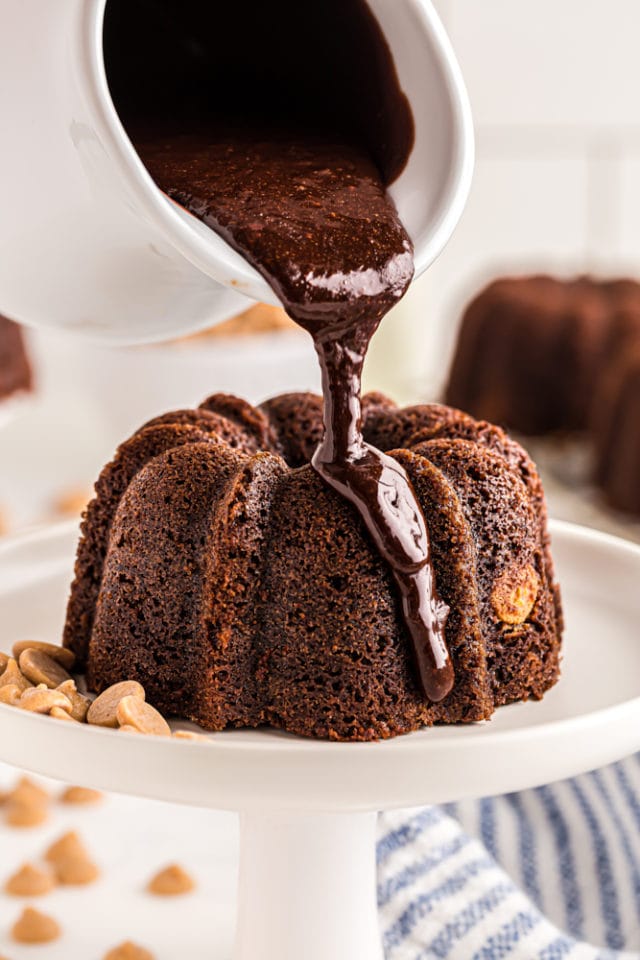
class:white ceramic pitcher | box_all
[0,0,473,345]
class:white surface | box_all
[0,520,639,812]
[409,0,640,397]
[422,143,592,379]
[0,0,472,344]
[0,764,239,960]
[610,153,640,263]
[449,0,640,129]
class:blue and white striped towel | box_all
[377,753,640,959]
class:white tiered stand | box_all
[1,520,639,960]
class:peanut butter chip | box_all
[12,640,76,671]
[44,831,88,865]
[116,696,170,736]
[52,487,91,519]
[19,648,72,688]
[491,563,541,625]
[0,658,32,692]
[87,681,145,728]
[147,863,195,896]
[5,778,49,829]
[5,863,55,897]
[56,679,90,722]
[10,777,49,806]
[5,804,48,828]
[11,906,61,944]
[50,706,78,721]
[172,730,209,742]
[118,724,142,734]
[19,684,73,714]
[0,684,22,706]
[54,855,100,886]
[60,785,103,805]
[0,650,8,672]
[103,942,155,960]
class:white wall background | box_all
[367,0,640,400]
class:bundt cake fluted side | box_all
[445,275,640,436]
[63,392,563,741]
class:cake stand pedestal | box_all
[1,520,640,960]
[236,812,382,960]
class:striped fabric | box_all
[378,753,640,959]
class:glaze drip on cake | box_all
[106,0,453,700]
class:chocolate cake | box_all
[593,333,640,514]
[0,315,32,402]
[446,274,640,515]
[445,275,640,435]
[63,392,562,742]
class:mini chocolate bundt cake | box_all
[0,315,32,402]
[445,275,640,436]
[63,392,562,741]
[593,333,640,514]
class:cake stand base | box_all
[235,811,382,960]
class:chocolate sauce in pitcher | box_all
[104,0,454,701]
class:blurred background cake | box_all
[444,274,640,523]
[0,314,31,405]
[445,276,640,437]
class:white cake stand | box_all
[1,520,639,960]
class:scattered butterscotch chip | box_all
[116,696,170,736]
[147,863,195,896]
[60,785,103,805]
[87,680,145,728]
[0,683,22,706]
[5,779,50,828]
[103,942,155,960]
[50,705,78,721]
[12,640,76,671]
[0,649,8,672]
[52,487,91,519]
[56,678,90,722]
[11,906,61,944]
[491,563,541,625]
[10,777,49,806]
[172,730,209,742]
[5,863,55,897]
[19,684,73,715]
[0,658,33,692]
[54,855,100,886]
[5,802,48,828]
[19,648,72,689]
[44,830,88,865]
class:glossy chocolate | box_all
[104,0,454,702]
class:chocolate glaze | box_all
[104,0,454,702]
